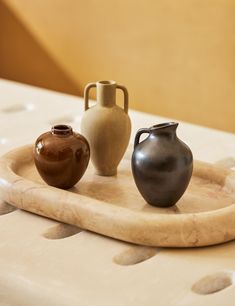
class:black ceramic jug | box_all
[131,122,193,207]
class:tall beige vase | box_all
[81,80,131,176]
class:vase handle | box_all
[134,128,150,149]
[84,82,96,110]
[117,84,128,114]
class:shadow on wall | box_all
[1,0,235,133]
[0,0,80,96]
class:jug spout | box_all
[96,80,116,107]
[150,122,178,138]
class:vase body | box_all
[81,80,131,176]
[34,125,90,189]
[132,122,193,207]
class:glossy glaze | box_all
[132,122,193,207]
[34,125,90,189]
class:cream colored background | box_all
[1,0,235,132]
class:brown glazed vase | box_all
[81,80,131,176]
[132,122,193,207]
[34,125,90,189]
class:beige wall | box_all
[1,0,235,132]
[0,0,79,95]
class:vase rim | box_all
[150,122,178,131]
[97,80,116,86]
[51,124,73,136]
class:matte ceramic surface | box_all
[81,80,131,176]
[34,125,90,189]
[1,144,235,247]
[132,123,193,207]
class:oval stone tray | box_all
[0,145,235,247]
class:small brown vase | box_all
[34,125,90,189]
[81,80,131,176]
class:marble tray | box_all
[0,144,235,247]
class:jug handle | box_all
[134,128,150,149]
[117,84,128,114]
[84,82,96,110]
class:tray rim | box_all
[0,144,235,248]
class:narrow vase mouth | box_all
[51,124,73,136]
[97,80,116,86]
[150,122,178,131]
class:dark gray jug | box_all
[131,122,193,207]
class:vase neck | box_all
[96,80,116,107]
[51,124,73,136]
[149,122,178,139]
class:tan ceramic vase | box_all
[81,80,131,176]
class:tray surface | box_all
[1,145,235,247]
